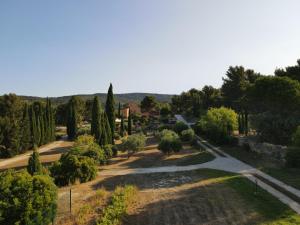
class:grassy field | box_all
[56,169,300,225]
[221,145,300,190]
[92,169,300,225]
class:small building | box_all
[121,107,130,119]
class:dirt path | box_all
[0,138,72,170]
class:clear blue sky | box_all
[1,0,300,97]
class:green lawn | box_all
[200,169,300,225]
[176,151,215,166]
[221,145,300,190]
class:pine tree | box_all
[91,96,102,143]
[120,115,125,137]
[128,109,132,135]
[27,148,42,175]
[20,104,32,152]
[105,83,115,144]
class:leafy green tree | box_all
[221,66,260,135]
[0,170,57,225]
[141,96,157,112]
[50,153,97,186]
[27,148,42,175]
[174,121,189,134]
[119,133,146,158]
[91,96,102,143]
[128,109,132,135]
[158,129,182,155]
[275,59,300,82]
[181,129,195,142]
[196,107,238,144]
[105,84,115,144]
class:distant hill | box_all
[20,93,174,105]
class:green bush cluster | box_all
[0,170,57,225]
[119,133,146,157]
[196,107,238,144]
[50,153,97,186]
[173,121,189,134]
[180,129,195,142]
[97,185,137,225]
[158,129,182,155]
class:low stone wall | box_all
[238,136,287,164]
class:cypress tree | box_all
[27,148,42,175]
[103,112,112,145]
[105,83,115,144]
[67,100,77,140]
[128,109,132,135]
[30,105,38,146]
[48,99,55,141]
[91,96,102,143]
[20,104,32,152]
[120,115,125,137]
[118,102,121,118]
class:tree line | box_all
[0,94,55,157]
[172,59,300,145]
[66,83,116,146]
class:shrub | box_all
[158,129,182,154]
[173,121,189,134]
[82,143,107,165]
[181,129,195,142]
[27,148,42,175]
[97,185,137,225]
[103,145,113,159]
[50,153,97,186]
[286,147,300,168]
[74,135,96,147]
[0,170,57,225]
[196,107,238,144]
[119,134,146,157]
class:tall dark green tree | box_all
[128,109,132,135]
[118,102,121,118]
[20,104,32,152]
[105,84,115,144]
[91,96,102,143]
[103,112,112,145]
[120,115,125,137]
[27,148,42,175]
[221,66,261,135]
[30,106,38,146]
[67,99,78,140]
